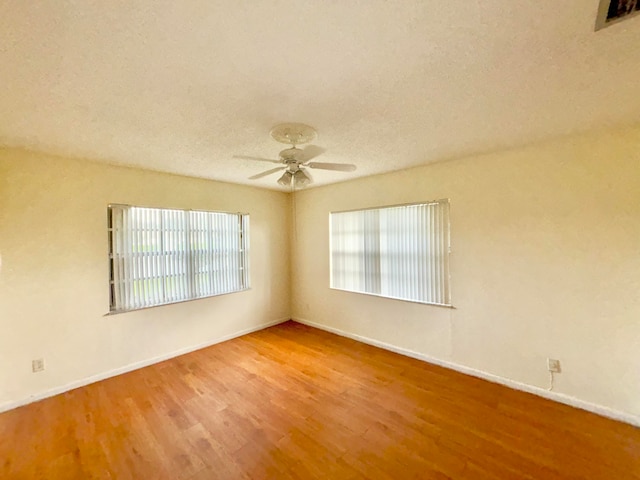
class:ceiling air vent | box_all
[596,0,640,30]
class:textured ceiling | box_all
[1,1,640,191]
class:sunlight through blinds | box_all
[330,200,450,306]
[108,205,249,313]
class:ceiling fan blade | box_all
[248,167,286,180]
[301,145,326,162]
[307,162,356,172]
[234,155,282,164]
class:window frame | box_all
[107,204,250,314]
[329,200,451,307]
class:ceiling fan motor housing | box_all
[280,147,303,163]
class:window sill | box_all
[329,287,454,309]
[104,287,252,316]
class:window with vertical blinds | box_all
[330,200,450,306]
[107,205,249,313]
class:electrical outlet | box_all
[32,358,45,373]
[547,358,561,373]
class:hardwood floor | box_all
[1,321,639,479]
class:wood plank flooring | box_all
[1,321,639,479]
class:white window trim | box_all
[107,204,250,314]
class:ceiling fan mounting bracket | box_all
[270,123,317,146]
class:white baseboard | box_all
[293,317,640,428]
[0,317,289,414]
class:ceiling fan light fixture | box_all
[277,171,293,187]
[293,169,311,187]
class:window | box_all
[330,200,450,306]
[108,205,249,313]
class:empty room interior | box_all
[1,1,639,479]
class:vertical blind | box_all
[330,200,450,306]
[108,205,249,313]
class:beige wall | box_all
[0,149,291,409]
[291,127,640,418]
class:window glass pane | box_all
[330,200,450,306]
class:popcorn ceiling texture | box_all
[1,1,640,190]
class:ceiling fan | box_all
[234,123,356,188]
